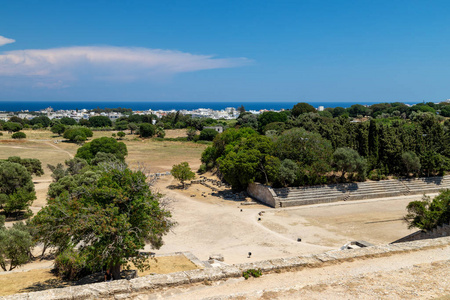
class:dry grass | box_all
[0,268,67,296]
[0,255,200,296]
[129,255,201,276]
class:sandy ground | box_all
[147,246,450,300]
[148,176,423,264]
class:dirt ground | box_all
[149,176,424,264]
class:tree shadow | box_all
[20,278,73,293]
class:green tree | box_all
[0,221,33,271]
[332,147,367,180]
[128,122,138,135]
[88,116,112,128]
[51,123,66,136]
[5,156,44,176]
[12,132,26,139]
[3,122,22,133]
[63,127,93,142]
[30,116,51,128]
[405,189,450,231]
[139,123,156,138]
[60,117,77,126]
[278,159,298,187]
[401,151,421,176]
[171,162,195,188]
[186,128,197,141]
[0,161,36,217]
[32,167,174,280]
[75,137,127,163]
[291,102,316,117]
[199,128,218,141]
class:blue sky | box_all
[1,0,450,103]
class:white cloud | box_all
[0,46,250,87]
[0,36,15,46]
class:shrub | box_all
[63,128,93,142]
[75,137,128,163]
[54,247,89,280]
[242,269,262,280]
[139,123,155,138]
[199,128,218,141]
[117,131,126,139]
[12,132,26,139]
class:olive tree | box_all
[171,162,195,188]
[32,167,174,280]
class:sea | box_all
[0,101,423,112]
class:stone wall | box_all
[4,236,450,300]
[247,183,279,207]
[392,222,450,244]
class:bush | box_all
[63,128,93,142]
[199,128,218,141]
[197,164,207,174]
[242,269,262,280]
[117,131,126,139]
[54,247,89,280]
[12,132,26,139]
[139,123,155,138]
[75,137,128,163]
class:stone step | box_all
[275,190,346,197]
[347,191,405,201]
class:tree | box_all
[402,151,421,176]
[332,147,367,179]
[32,167,174,280]
[3,122,22,133]
[291,102,316,117]
[171,162,195,188]
[0,221,33,271]
[199,128,218,141]
[12,132,26,139]
[60,117,77,126]
[139,123,156,138]
[30,116,51,128]
[63,127,93,142]
[0,161,36,217]
[186,128,197,141]
[278,159,298,187]
[51,124,66,136]
[155,127,165,138]
[5,156,44,176]
[88,116,112,128]
[75,137,127,163]
[405,189,450,231]
[127,122,137,135]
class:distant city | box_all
[0,100,448,122]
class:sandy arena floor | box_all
[149,176,423,264]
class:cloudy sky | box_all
[1,1,450,102]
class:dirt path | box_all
[44,141,74,159]
[150,246,450,299]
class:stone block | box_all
[219,266,241,278]
[1,293,30,300]
[130,277,155,293]
[184,269,209,283]
[108,280,131,295]
[314,253,336,263]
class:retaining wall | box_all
[247,183,279,207]
[3,236,450,300]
